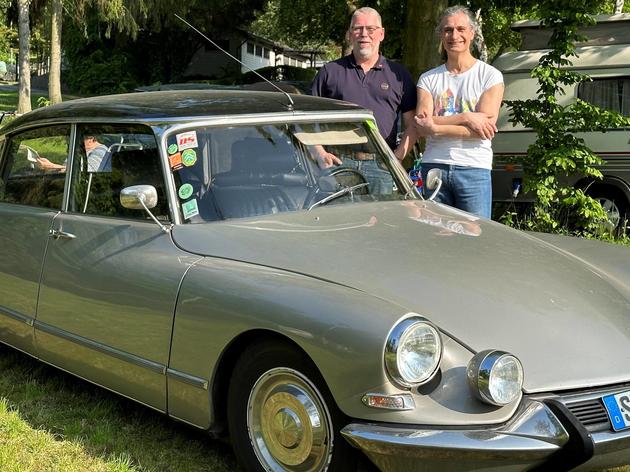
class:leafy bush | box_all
[502,1,630,239]
[64,49,138,95]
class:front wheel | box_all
[227,341,357,471]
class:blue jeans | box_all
[421,164,492,218]
[337,158,393,195]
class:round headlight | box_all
[385,317,442,388]
[467,350,524,406]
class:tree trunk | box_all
[49,0,63,104]
[402,0,448,81]
[17,0,31,114]
[342,0,359,56]
[474,9,488,63]
[614,0,624,13]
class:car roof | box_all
[1,90,367,134]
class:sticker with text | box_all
[176,131,198,151]
[182,199,199,219]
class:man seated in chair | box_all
[37,135,111,173]
[85,135,111,172]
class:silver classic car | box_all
[1,90,630,472]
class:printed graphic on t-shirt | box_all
[435,89,477,116]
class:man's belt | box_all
[353,152,376,161]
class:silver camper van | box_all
[491,13,630,229]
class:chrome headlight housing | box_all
[385,316,443,388]
[467,350,524,406]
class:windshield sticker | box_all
[182,199,199,219]
[169,152,183,170]
[177,131,198,151]
[181,149,197,167]
[365,120,377,131]
[178,183,194,200]
[167,143,178,155]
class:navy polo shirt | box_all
[311,54,416,149]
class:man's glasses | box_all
[351,25,381,35]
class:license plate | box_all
[603,391,630,431]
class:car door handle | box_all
[49,228,76,240]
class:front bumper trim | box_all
[341,399,569,472]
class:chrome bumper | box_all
[341,398,630,471]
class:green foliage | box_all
[64,47,137,94]
[0,24,17,63]
[250,0,348,58]
[60,0,267,92]
[249,0,414,62]
[502,0,630,238]
[36,96,51,107]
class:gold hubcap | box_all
[248,368,333,471]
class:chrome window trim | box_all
[62,123,77,211]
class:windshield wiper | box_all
[308,182,370,210]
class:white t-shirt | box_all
[417,60,503,170]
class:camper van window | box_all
[578,77,630,118]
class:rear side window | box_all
[578,77,630,117]
[67,124,170,221]
[0,125,70,209]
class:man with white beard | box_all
[311,7,416,166]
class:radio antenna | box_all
[174,14,295,111]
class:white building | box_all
[184,31,313,79]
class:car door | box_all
[0,125,70,353]
[34,124,197,411]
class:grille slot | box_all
[565,399,610,432]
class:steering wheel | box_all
[328,166,368,184]
[302,166,369,209]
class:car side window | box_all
[0,125,70,209]
[68,124,170,221]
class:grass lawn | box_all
[0,345,238,472]
[0,85,48,114]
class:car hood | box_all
[172,200,630,393]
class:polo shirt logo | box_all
[380,82,390,90]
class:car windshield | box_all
[166,121,414,223]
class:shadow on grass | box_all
[0,344,239,472]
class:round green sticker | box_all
[178,183,193,200]
[181,149,197,166]
[167,143,178,155]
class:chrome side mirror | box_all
[120,185,158,209]
[120,185,170,232]
[425,168,443,201]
